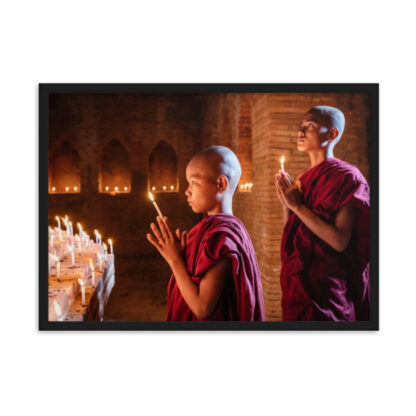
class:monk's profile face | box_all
[297,112,331,153]
[185,157,219,213]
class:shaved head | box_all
[307,105,346,143]
[192,146,242,194]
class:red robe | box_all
[167,213,265,321]
[281,158,370,321]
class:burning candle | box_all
[65,186,69,192]
[89,259,95,287]
[163,185,167,191]
[151,186,156,191]
[148,192,164,219]
[53,300,62,321]
[105,186,109,191]
[280,155,285,173]
[52,187,56,192]
[78,278,86,306]
[55,216,61,230]
[74,186,78,191]
[56,259,60,281]
[75,235,81,255]
[115,186,119,192]
[70,246,75,267]
[108,239,113,254]
[124,186,128,191]
[103,242,108,260]
[94,230,99,244]
[170,185,174,190]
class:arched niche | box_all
[49,140,81,194]
[99,140,131,194]
[148,141,178,193]
[237,99,253,192]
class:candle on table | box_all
[148,192,164,219]
[56,259,61,281]
[55,216,61,230]
[89,259,95,287]
[280,155,285,173]
[53,300,62,321]
[70,246,75,267]
[78,278,86,306]
[108,239,113,254]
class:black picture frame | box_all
[39,83,379,331]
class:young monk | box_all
[147,146,265,321]
[275,105,370,321]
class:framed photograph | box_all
[39,83,378,330]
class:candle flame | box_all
[124,186,128,191]
[280,155,285,164]
[65,187,69,192]
[77,223,82,231]
[105,186,109,191]
[115,186,119,191]
[52,187,56,192]
[148,192,154,202]
[103,242,107,250]
[53,300,62,318]
[151,186,156,191]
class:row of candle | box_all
[50,186,79,192]
[239,183,253,192]
[151,185,176,191]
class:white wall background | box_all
[1,1,415,415]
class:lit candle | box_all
[108,239,113,254]
[105,186,109,191]
[65,186,69,192]
[103,242,108,260]
[74,186,78,191]
[94,230,99,244]
[56,259,60,281]
[280,155,285,173]
[78,278,86,306]
[70,246,75,267]
[151,186,156,191]
[55,216,61,230]
[163,185,167,191]
[75,235,81,255]
[89,259,95,287]
[115,186,119,192]
[53,300,62,321]
[52,187,56,192]
[148,192,164,218]
[170,185,174,190]
[124,186,128,191]
[240,184,244,191]
[68,221,73,235]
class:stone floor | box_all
[103,256,171,321]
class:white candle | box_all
[55,216,61,230]
[56,260,60,281]
[148,192,164,218]
[280,155,285,173]
[71,249,75,267]
[78,279,86,306]
[53,300,62,321]
[89,259,95,287]
[108,239,113,254]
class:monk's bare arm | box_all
[170,256,231,320]
[293,203,355,252]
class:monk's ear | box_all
[217,175,228,193]
[328,128,339,142]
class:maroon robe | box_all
[167,213,265,321]
[281,158,370,321]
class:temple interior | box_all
[49,92,370,321]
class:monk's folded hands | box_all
[147,216,185,267]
